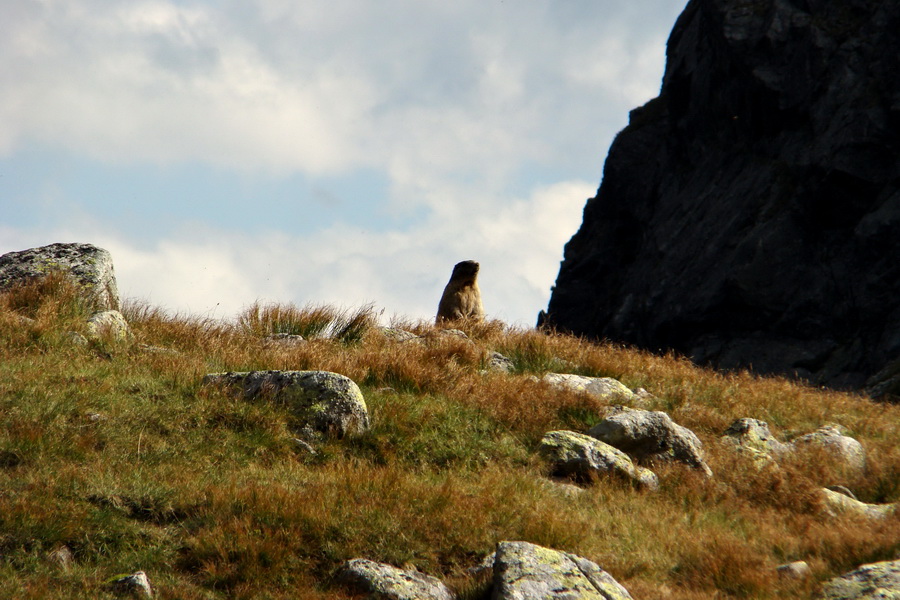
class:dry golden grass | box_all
[0,276,898,598]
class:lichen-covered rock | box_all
[0,243,119,310]
[542,373,636,403]
[337,558,455,600]
[486,351,515,373]
[86,310,133,343]
[794,425,866,474]
[817,559,900,599]
[539,430,658,490]
[381,327,420,342]
[203,370,370,437]
[105,570,153,597]
[722,418,791,462]
[821,488,897,520]
[588,406,713,477]
[491,541,633,600]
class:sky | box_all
[1,0,688,327]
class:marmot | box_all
[436,260,485,325]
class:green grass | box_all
[0,278,898,598]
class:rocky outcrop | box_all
[588,406,713,476]
[539,430,659,490]
[202,370,370,438]
[491,541,633,600]
[817,559,900,599]
[542,0,900,397]
[337,559,455,600]
[0,243,120,310]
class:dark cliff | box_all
[543,0,900,397]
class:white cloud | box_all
[1,179,592,326]
[2,0,681,179]
[1,0,686,326]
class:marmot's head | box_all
[450,260,479,283]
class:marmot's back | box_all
[436,260,484,324]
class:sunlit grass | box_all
[0,277,898,598]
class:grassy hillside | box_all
[1,276,898,599]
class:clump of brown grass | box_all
[237,301,379,344]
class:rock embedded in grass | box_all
[588,406,713,477]
[817,559,900,599]
[337,558,454,600]
[542,373,638,403]
[0,242,120,311]
[793,425,866,475]
[776,561,811,579]
[86,310,134,344]
[203,370,370,438]
[381,327,420,342]
[721,418,792,462]
[105,570,153,597]
[492,540,633,600]
[821,488,897,520]
[539,430,658,490]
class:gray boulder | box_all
[105,570,153,597]
[817,559,900,600]
[588,406,713,477]
[337,558,455,600]
[542,373,637,403]
[539,430,658,490]
[721,418,791,462]
[203,370,370,437]
[486,351,515,373]
[491,541,633,600]
[821,488,897,520]
[0,243,119,310]
[794,425,866,474]
[87,310,133,343]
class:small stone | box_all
[382,327,420,342]
[722,418,792,461]
[47,545,74,571]
[106,571,153,597]
[486,351,515,373]
[776,561,811,579]
[262,333,306,347]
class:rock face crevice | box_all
[543,0,900,395]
